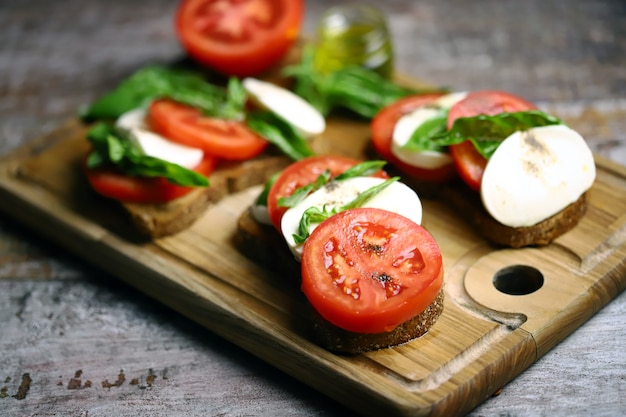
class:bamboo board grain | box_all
[0,117,625,417]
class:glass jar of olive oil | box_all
[314,5,394,78]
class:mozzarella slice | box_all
[391,92,467,169]
[242,77,326,138]
[115,107,150,131]
[481,124,596,228]
[129,129,204,169]
[115,108,204,170]
[250,204,271,225]
[281,176,423,261]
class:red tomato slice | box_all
[84,154,217,204]
[175,0,303,77]
[148,99,268,161]
[301,207,444,334]
[371,93,458,183]
[447,90,537,191]
[266,155,389,232]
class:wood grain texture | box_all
[1,0,625,416]
[0,104,625,416]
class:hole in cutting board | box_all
[492,265,544,295]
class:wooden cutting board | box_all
[0,113,625,417]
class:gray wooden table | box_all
[1,1,625,416]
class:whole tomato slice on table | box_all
[371,93,458,183]
[266,155,389,232]
[148,99,268,160]
[301,207,444,334]
[447,90,537,191]
[175,0,304,77]
[84,154,217,204]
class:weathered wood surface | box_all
[1,0,625,416]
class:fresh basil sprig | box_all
[86,123,209,187]
[432,110,564,159]
[278,170,332,209]
[400,113,449,153]
[80,66,245,121]
[283,46,447,119]
[246,111,315,161]
[277,160,388,209]
[334,160,388,180]
[292,176,400,244]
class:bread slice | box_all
[233,207,301,277]
[309,289,444,354]
[234,207,444,354]
[122,154,291,238]
[439,180,589,248]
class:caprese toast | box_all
[370,90,596,247]
[80,66,325,238]
[235,155,444,354]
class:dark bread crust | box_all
[439,181,589,248]
[121,154,291,238]
[309,289,444,355]
[234,208,444,354]
[233,207,301,277]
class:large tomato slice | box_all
[175,0,303,77]
[371,93,458,183]
[84,154,217,204]
[301,207,444,334]
[148,99,268,161]
[447,90,537,191]
[266,155,388,232]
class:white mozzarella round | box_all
[481,124,596,228]
[242,77,326,138]
[115,108,204,169]
[250,204,271,225]
[281,176,423,261]
[129,129,204,169]
[115,107,150,131]
[391,92,467,169]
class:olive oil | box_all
[314,5,394,78]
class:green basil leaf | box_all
[433,110,563,159]
[340,177,399,210]
[284,46,449,119]
[401,114,449,152]
[80,66,232,121]
[219,77,248,120]
[278,160,387,209]
[85,123,209,187]
[277,170,331,208]
[334,160,387,181]
[292,176,400,244]
[282,46,332,115]
[122,155,209,187]
[293,205,337,245]
[246,111,315,161]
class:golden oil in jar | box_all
[314,5,394,78]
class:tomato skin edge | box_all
[174,0,304,77]
[266,155,389,232]
[446,90,537,190]
[83,152,217,204]
[148,99,269,161]
[370,93,458,183]
[300,208,444,334]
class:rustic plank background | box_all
[1,0,625,416]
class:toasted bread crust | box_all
[121,154,291,238]
[440,182,589,247]
[309,290,444,354]
[233,207,301,278]
[234,208,444,353]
